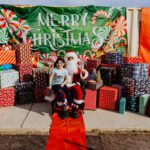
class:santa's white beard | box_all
[66,60,78,75]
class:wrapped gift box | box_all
[99,86,118,110]
[84,89,97,110]
[139,94,150,115]
[33,68,49,88]
[86,80,103,90]
[0,69,19,88]
[13,44,32,64]
[34,88,47,103]
[126,96,139,112]
[16,91,34,104]
[15,81,34,92]
[123,56,143,63]
[0,50,16,65]
[105,52,123,64]
[15,64,33,82]
[100,67,119,85]
[121,63,149,79]
[86,58,101,68]
[0,87,15,107]
[122,77,150,98]
[119,97,126,114]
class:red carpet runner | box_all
[45,111,87,150]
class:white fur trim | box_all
[66,52,78,59]
[74,99,84,104]
[80,69,88,79]
[44,96,55,103]
[57,99,67,107]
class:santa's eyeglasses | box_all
[67,57,74,61]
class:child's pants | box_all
[52,84,74,104]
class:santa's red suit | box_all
[64,50,88,105]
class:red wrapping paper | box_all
[13,44,32,64]
[15,64,33,82]
[86,58,101,68]
[99,86,118,110]
[34,88,47,103]
[0,88,15,107]
[84,89,97,110]
[123,56,143,64]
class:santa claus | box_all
[64,50,89,106]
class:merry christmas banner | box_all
[0,5,127,58]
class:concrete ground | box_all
[0,102,150,150]
[0,102,150,131]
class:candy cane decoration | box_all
[119,37,127,45]
[92,10,109,25]
[49,55,57,62]
[57,50,66,57]
[78,54,89,62]
[83,50,92,56]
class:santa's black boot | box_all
[71,107,78,119]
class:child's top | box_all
[52,68,68,85]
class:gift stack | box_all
[15,82,34,104]
[99,52,122,85]
[84,80,103,110]
[13,44,33,82]
[122,76,150,112]
[121,63,149,79]
[100,66,120,85]
[99,86,118,111]
[0,44,18,107]
[33,68,49,103]
[13,44,34,104]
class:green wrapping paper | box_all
[139,94,150,115]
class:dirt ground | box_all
[0,131,150,150]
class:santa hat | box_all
[66,50,78,60]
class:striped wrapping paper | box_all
[33,68,49,88]
[105,52,123,64]
[16,91,34,104]
[0,87,15,107]
[0,69,19,88]
[0,50,16,65]
[13,44,32,64]
[121,63,149,79]
[123,56,143,63]
[15,64,33,82]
